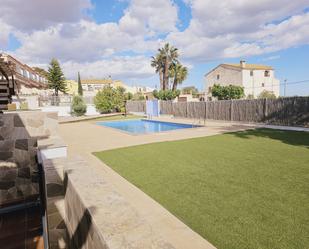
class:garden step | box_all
[0,104,8,110]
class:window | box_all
[216,74,220,80]
[262,83,265,87]
[264,70,270,77]
[250,70,254,76]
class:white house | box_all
[205,60,280,99]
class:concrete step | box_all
[0,104,8,110]
[0,96,9,100]
[0,92,9,96]
[0,85,8,89]
[0,88,8,93]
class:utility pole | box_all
[284,79,287,97]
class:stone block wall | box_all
[62,157,175,249]
[0,111,58,207]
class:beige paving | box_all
[59,117,256,249]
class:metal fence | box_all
[126,97,309,127]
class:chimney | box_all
[240,60,246,68]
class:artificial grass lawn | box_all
[94,129,309,249]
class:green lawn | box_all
[94,129,309,249]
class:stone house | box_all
[205,60,280,99]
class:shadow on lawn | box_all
[229,128,309,149]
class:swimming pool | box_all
[97,119,199,135]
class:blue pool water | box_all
[97,119,198,134]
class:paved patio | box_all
[58,117,258,249]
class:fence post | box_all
[186,102,188,118]
[264,98,268,122]
[230,100,233,121]
[205,101,207,121]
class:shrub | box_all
[258,90,277,99]
[153,89,180,100]
[71,95,87,116]
[132,92,145,100]
[94,86,127,113]
[20,102,28,110]
[211,84,244,100]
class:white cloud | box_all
[61,56,154,80]
[119,0,178,35]
[13,20,161,63]
[0,20,12,49]
[1,0,309,82]
[10,0,179,63]
[184,0,308,36]
[0,0,92,31]
[168,0,309,62]
[262,55,280,61]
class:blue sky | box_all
[1,0,309,96]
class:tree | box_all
[151,54,164,90]
[77,71,83,96]
[94,86,115,113]
[47,59,67,96]
[160,43,178,90]
[153,89,180,100]
[33,67,49,78]
[258,90,276,99]
[170,62,188,90]
[114,87,126,112]
[211,84,244,100]
[125,92,133,100]
[151,43,179,90]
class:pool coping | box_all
[96,118,205,136]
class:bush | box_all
[153,89,180,100]
[20,102,28,110]
[132,92,145,100]
[94,86,127,113]
[211,84,244,100]
[258,90,276,99]
[71,95,87,116]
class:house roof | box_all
[205,62,273,76]
[223,63,273,70]
[81,79,113,84]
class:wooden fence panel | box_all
[126,101,146,113]
[232,99,265,122]
[265,97,309,126]
[186,102,206,119]
[160,101,173,115]
[206,100,231,120]
[173,102,187,117]
[127,97,309,127]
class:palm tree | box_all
[151,54,164,90]
[170,63,188,91]
[158,43,178,90]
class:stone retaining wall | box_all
[63,157,175,249]
[41,155,176,249]
[0,111,58,207]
